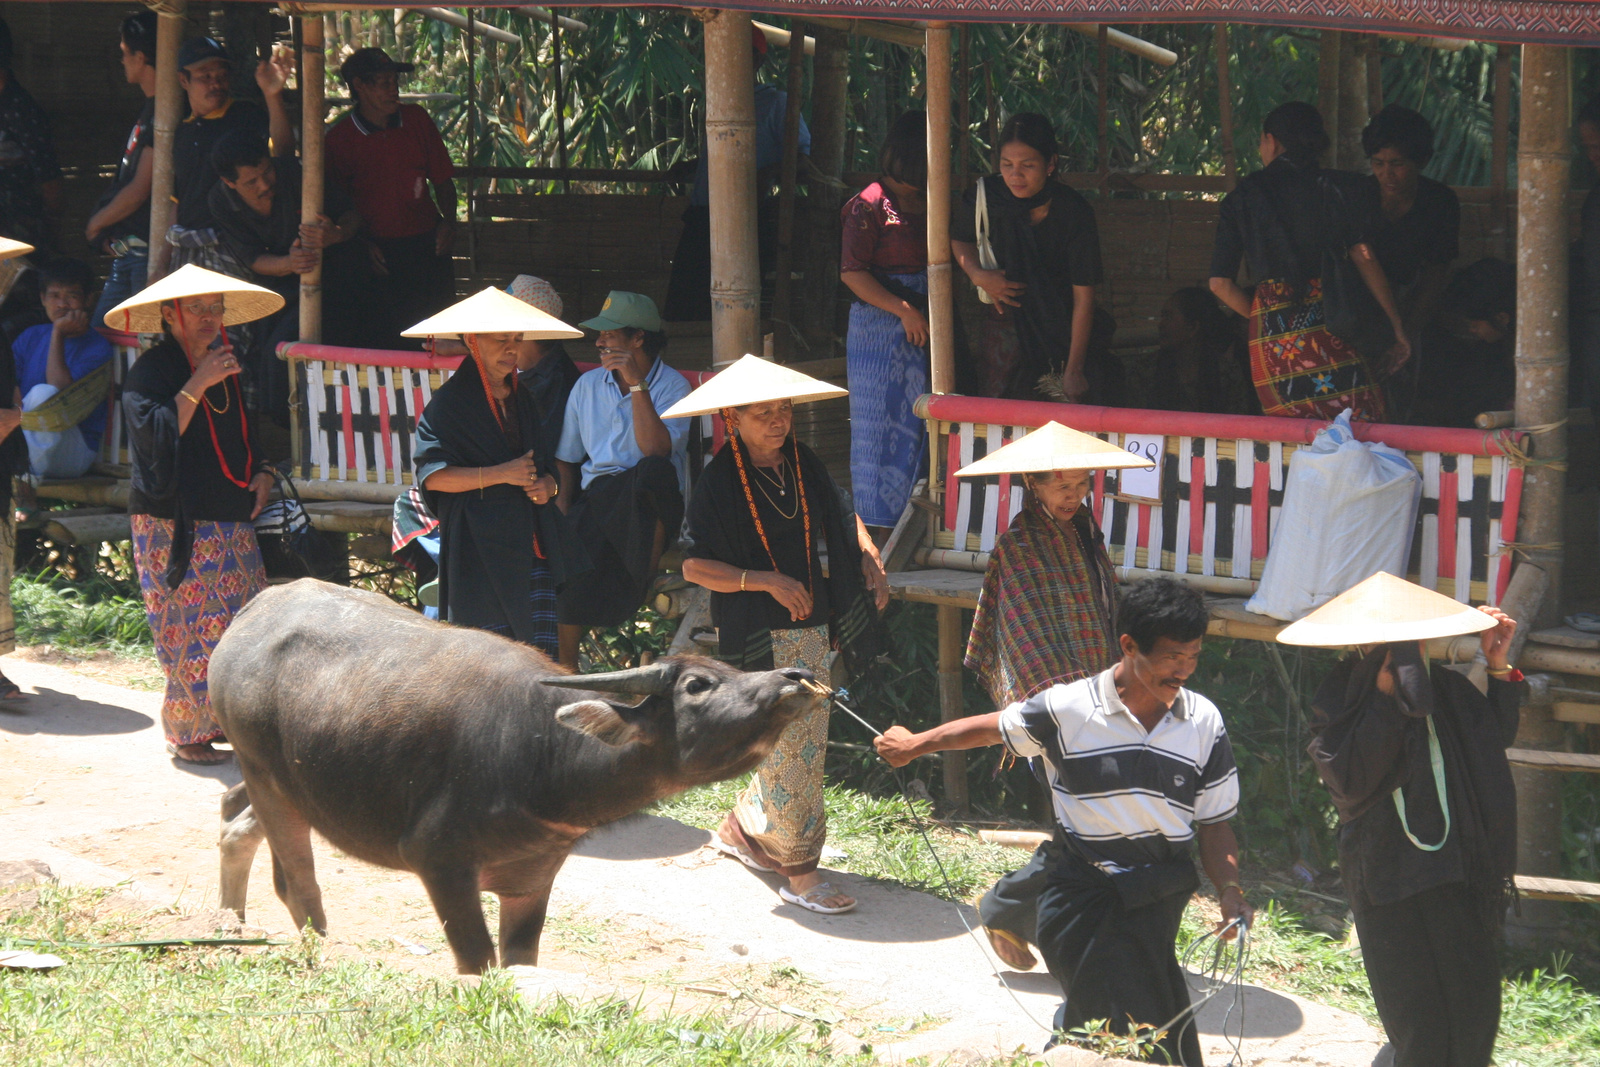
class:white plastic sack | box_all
[1245,411,1421,621]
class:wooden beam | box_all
[797,24,848,359]
[751,21,814,56]
[1508,748,1600,773]
[1317,30,1342,163]
[1337,34,1369,169]
[770,25,807,360]
[1215,25,1236,184]
[1066,24,1177,67]
[1096,26,1109,176]
[416,7,520,47]
[1491,43,1514,259]
[299,14,326,343]
[703,9,761,367]
[925,23,955,395]
[147,3,185,282]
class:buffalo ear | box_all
[555,700,656,747]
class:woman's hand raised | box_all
[489,451,540,490]
[188,346,242,393]
[756,571,813,622]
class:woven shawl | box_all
[965,502,1117,707]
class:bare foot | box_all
[788,871,855,912]
[169,742,231,765]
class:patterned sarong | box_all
[965,504,1117,708]
[721,624,833,876]
[131,516,266,745]
[846,272,929,527]
[1248,278,1386,422]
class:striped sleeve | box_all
[1192,705,1240,825]
[997,691,1053,759]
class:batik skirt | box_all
[846,272,928,528]
[131,516,267,746]
[1248,278,1387,422]
[719,624,833,877]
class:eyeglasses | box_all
[177,301,227,318]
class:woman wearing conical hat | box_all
[0,237,34,701]
[1283,572,1520,1067]
[108,264,284,763]
[408,288,582,656]
[954,421,1156,970]
[668,356,888,915]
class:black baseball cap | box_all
[178,36,230,72]
[341,47,415,86]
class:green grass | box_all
[10,570,153,658]
[0,885,902,1067]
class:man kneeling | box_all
[875,577,1252,1065]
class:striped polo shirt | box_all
[998,666,1239,874]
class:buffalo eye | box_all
[683,675,714,695]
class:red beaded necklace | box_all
[726,414,813,596]
[175,303,253,489]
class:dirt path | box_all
[0,655,1386,1065]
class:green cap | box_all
[580,290,663,333]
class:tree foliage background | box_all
[322,12,1541,191]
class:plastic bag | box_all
[1246,411,1421,621]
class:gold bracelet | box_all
[740,570,747,592]
[1219,881,1244,896]
[178,389,199,406]
[1487,665,1515,677]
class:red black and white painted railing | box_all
[915,394,1527,605]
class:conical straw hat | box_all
[103,264,285,333]
[1276,570,1496,647]
[956,421,1156,477]
[660,354,847,419]
[0,237,34,260]
[402,286,584,340]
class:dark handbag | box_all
[253,468,345,582]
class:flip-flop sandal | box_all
[711,835,777,873]
[984,926,1037,970]
[166,742,231,765]
[779,881,857,915]
[0,677,23,700]
[1566,612,1600,634]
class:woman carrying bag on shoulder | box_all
[951,113,1115,404]
[107,264,282,764]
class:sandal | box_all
[779,881,857,915]
[711,835,777,874]
[166,742,232,765]
[985,926,1037,970]
[0,675,23,701]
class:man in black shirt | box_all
[168,36,293,272]
[209,130,367,424]
[89,12,159,327]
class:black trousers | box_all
[372,232,455,350]
[979,843,1048,945]
[556,456,684,628]
[1036,846,1203,1066]
[1352,882,1501,1067]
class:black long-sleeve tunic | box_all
[1308,643,1520,924]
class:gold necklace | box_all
[753,459,787,496]
[204,380,230,415]
[752,460,799,520]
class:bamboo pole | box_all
[552,10,568,193]
[770,28,807,361]
[466,10,478,276]
[1065,24,1176,67]
[1215,25,1236,185]
[147,3,185,283]
[1509,43,1572,944]
[1317,31,1342,161]
[703,10,761,367]
[1491,44,1514,259]
[1366,42,1384,116]
[937,605,970,812]
[299,14,326,343]
[956,25,970,186]
[924,23,954,395]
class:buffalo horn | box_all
[541,662,677,697]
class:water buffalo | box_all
[208,579,822,974]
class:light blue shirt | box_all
[556,358,692,492]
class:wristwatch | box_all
[628,382,646,394]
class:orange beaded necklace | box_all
[725,414,813,597]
